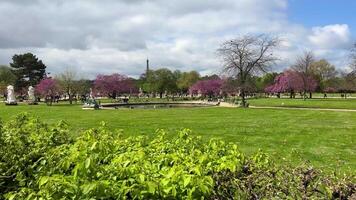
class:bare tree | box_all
[57,69,77,104]
[350,43,356,72]
[292,51,315,99]
[218,34,279,107]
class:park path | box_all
[210,102,356,112]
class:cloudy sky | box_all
[0,0,355,78]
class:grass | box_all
[249,98,356,110]
[0,101,355,174]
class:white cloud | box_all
[0,0,354,78]
[308,24,351,49]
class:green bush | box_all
[0,114,355,199]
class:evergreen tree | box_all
[10,53,47,91]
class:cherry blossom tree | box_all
[265,70,317,98]
[35,78,60,105]
[35,78,59,96]
[323,87,337,94]
[94,73,137,98]
[189,79,223,97]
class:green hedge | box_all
[0,114,355,199]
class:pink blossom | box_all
[189,79,223,96]
[35,78,59,97]
[94,73,137,97]
[265,70,318,93]
[324,87,337,93]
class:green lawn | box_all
[1,102,355,173]
[249,98,356,109]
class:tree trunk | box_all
[69,94,73,104]
[309,92,312,99]
[241,89,246,107]
[159,92,163,99]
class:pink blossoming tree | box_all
[94,73,137,98]
[189,79,224,97]
[35,78,59,97]
[265,70,318,98]
[35,78,60,105]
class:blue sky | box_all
[289,0,356,34]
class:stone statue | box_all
[6,85,17,105]
[27,86,37,104]
[83,88,99,110]
[89,88,94,99]
[138,87,143,97]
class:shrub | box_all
[0,114,355,199]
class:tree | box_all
[265,70,317,98]
[201,74,220,80]
[73,79,92,96]
[292,51,315,99]
[351,43,356,71]
[56,69,76,104]
[189,79,223,97]
[255,72,278,92]
[94,74,136,98]
[0,65,16,85]
[177,71,200,93]
[342,71,356,94]
[218,34,279,107]
[323,76,345,93]
[10,53,47,91]
[35,78,59,105]
[0,65,16,96]
[57,69,77,104]
[310,59,337,91]
[144,68,178,98]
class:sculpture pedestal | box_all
[5,102,18,106]
[82,99,100,110]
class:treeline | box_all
[1,37,356,104]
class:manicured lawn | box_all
[249,98,356,109]
[1,102,355,173]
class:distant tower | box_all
[146,58,149,75]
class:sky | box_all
[0,0,355,79]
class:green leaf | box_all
[161,178,170,186]
[85,158,91,169]
[147,181,156,194]
[163,187,172,194]
[82,183,97,195]
[138,174,145,183]
[90,142,97,151]
[183,175,191,187]
[7,194,17,200]
[39,176,49,187]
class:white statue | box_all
[138,87,143,97]
[197,89,202,97]
[82,88,99,110]
[89,88,94,99]
[6,85,17,105]
[28,86,36,104]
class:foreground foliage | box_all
[0,114,355,199]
